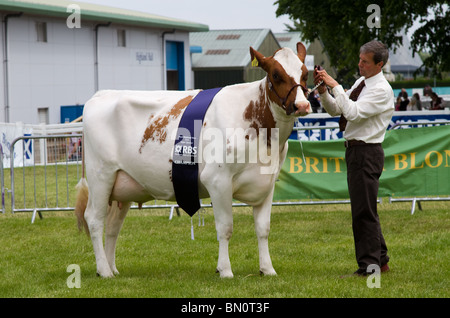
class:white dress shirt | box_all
[320,71,395,143]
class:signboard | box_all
[275,125,450,200]
[293,110,450,141]
[132,49,157,65]
[0,123,34,168]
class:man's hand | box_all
[313,66,327,94]
[314,67,339,93]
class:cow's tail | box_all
[74,178,90,236]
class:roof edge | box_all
[0,0,209,32]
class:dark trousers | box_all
[345,143,389,270]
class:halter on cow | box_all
[267,75,309,114]
[75,42,311,278]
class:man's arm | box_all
[318,89,342,116]
[310,67,342,116]
[333,83,393,122]
[313,67,394,121]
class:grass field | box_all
[0,199,448,299]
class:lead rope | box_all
[299,138,306,165]
[310,80,324,92]
[297,77,323,164]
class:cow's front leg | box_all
[212,194,233,278]
[201,167,234,278]
[253,190,277,276]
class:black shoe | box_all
[353,268,368,276]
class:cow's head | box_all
[250,43,311,116]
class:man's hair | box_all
[360,40,389,67]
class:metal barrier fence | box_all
[1,144,4,213]
[2,129,354,220]
[1,120,449,218]
[8,134,83,221]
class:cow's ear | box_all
[250,47,266,69]
[296,42,306,63]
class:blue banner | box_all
[292,110,450,141]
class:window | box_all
[117,29,126,47]
[36,22,47,42]
[276,37,291,42]
[205,49,230,55]
[38,108,49,124]
[216,34,240,40]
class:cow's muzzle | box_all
[288,100,311,116]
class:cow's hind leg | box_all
[253,191,277,276]
[84,173,117,278]
[85,196,114,278]
[105,201,131,275]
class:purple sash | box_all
[172,87,222,216]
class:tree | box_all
[410,4,450,78]
[275,0,449,85]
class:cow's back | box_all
[83,89,200,200]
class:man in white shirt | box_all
[311,40,394,276]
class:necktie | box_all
[339,80,365,131]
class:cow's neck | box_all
[242,78,296,149]
[262,78,296,147]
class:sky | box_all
[81,0,293,33]
[78,0,438,41]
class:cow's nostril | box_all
[285,103,296,115]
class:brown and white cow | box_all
[75,43,311,278]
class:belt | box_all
[344,140,381,148]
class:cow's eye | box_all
[273,72,281,82]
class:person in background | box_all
[308,89,322,113]
[395,96,402,111]
[423,84,433,97]
[398,88,409,111]
[430,92,444,110]
[407,93,422,111]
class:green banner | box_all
[274,125,450,200]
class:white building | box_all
[0,0,208,124]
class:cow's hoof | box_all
[216,268,234,278]
[260,269,277,276]
[96,269,115,278]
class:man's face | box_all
[358,52,383,78]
